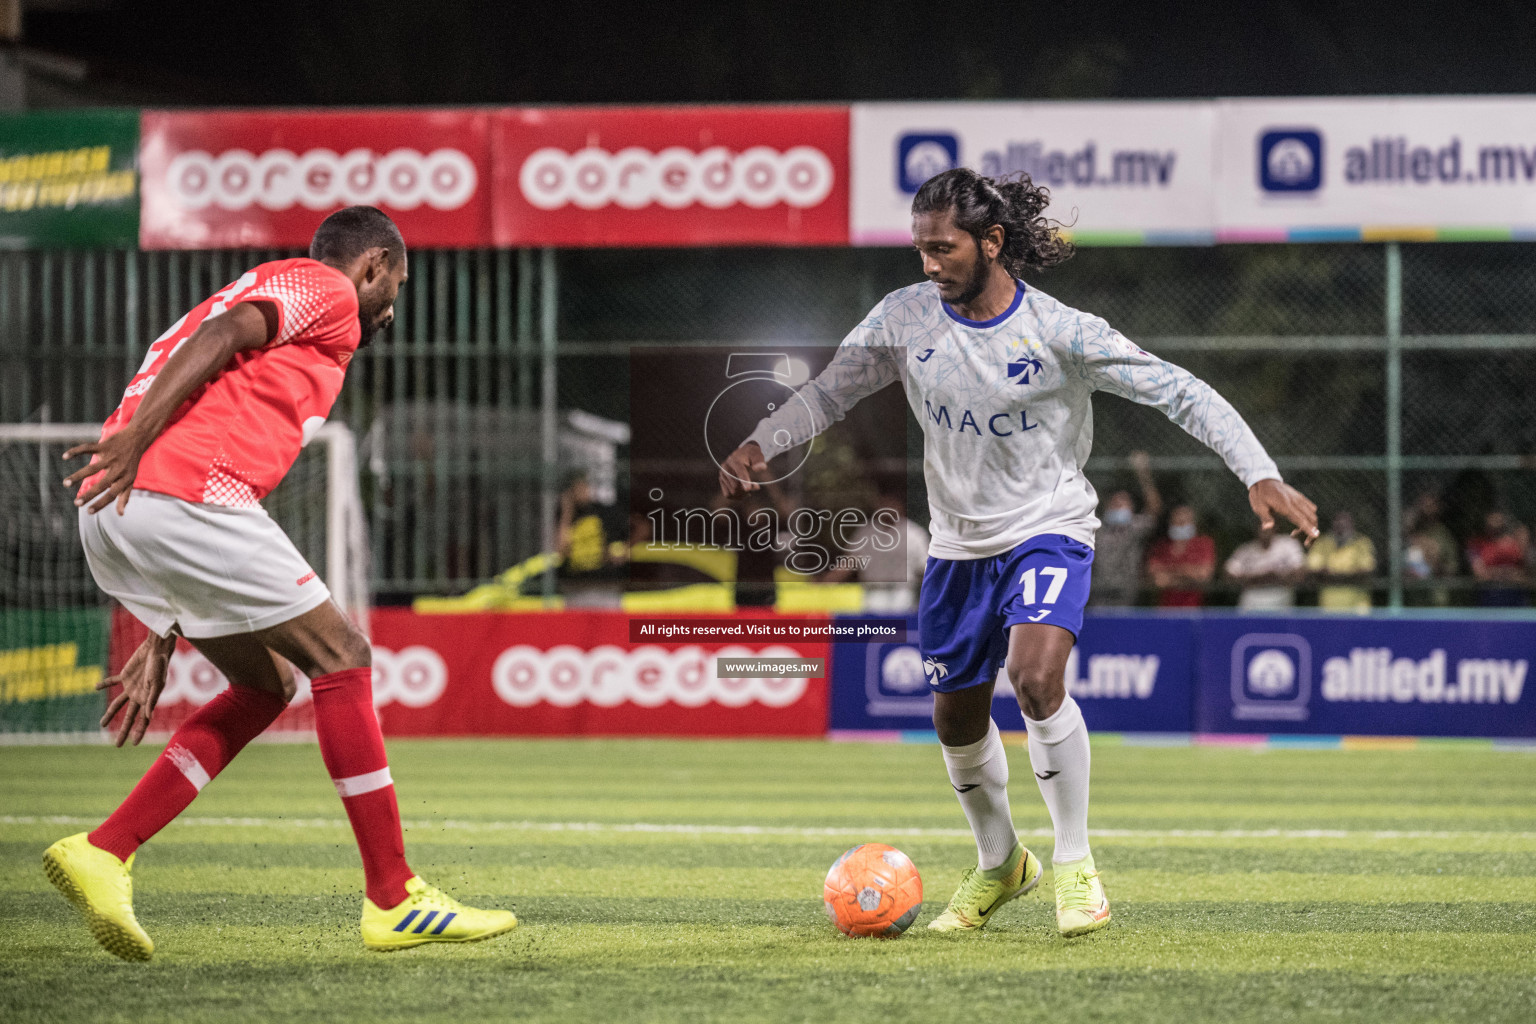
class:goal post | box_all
[0,421,371,741]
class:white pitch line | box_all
[3,815,1534,842]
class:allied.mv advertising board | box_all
[1197,615,1536,737]
[1217,96,1536,241]
[829,613,1197,734]
[850,101,1216,246]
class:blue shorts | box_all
[917,534,1094,693]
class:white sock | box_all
[1024,695,1092,865]
[940,718,1019,871]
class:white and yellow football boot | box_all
[361,876,517,951]
[927,842,1043,932]
[42,833,154,961]
[1053,853,1112,937]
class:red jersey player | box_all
[44,206,516,960]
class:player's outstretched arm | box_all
[1074,323,1321,545]
[721,310,901,500]
[63,301,277,515]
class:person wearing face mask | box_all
[1306,510,1377,611]
[1146,505,1217,607]
[1088,451,1161,607]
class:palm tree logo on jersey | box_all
[923,657,949,682]
[1007,358,1043,384]
[1007,338,1044,385]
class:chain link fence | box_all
[2,242,1532,607]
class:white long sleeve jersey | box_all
[745,280,1281,560]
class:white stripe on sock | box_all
[165,744,211,792]
[333,766,393,798]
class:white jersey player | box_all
[721,168,1318,938]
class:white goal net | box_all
[0,422,370,740]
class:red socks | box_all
[309,667,413,909]
[89,685,286,862]
[88,667,412,910]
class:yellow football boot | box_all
[927,842,1043,932]
[42,833,154,961]
[361,876,517,951]
[1054,853,1112,937]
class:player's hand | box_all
[63,426,148,515]
[719,441,768,498]
[1249,478,1320,548]
[99,633,175,747]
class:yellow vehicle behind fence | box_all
[414,543,865,615]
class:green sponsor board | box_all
[0,608,109,733]
[0,109,139,248]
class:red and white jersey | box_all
[96,258,360,508]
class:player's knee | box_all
[931,704,968,746]
[302,620,373,678]
[931,690,993,747]
[273,660,297,704]
[1005,658,1062,704]
[337,625,372,672]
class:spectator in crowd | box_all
[1146,504,1215,607]
[1088,450,1161,607]
[556,471,626,605]
[1403,490,1458,606]
[1466,510,1531,607]
[1307,510,1376,612]
[1223,523,1307,610]
[822,491,931,613]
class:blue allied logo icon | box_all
[863,640,935,717]
[897,133,959,194]
[1259,129,1323,192]
[1230,633,1312,721]
[881,647,928,694]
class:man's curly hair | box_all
[911,167,1074,275]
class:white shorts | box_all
[79,490,332,639]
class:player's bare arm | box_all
[61,300,278,515]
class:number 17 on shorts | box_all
[1001,535,1094,636]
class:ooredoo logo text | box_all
[518,146,835,211]
[155,645,448,709]
[163,147,479,212]
[492,644,810,707]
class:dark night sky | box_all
[20,1,1536,106]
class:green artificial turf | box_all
[2,738,1534,1023]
